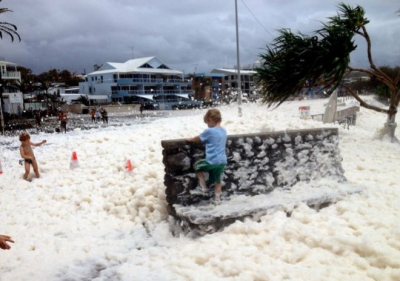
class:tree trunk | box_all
[342,83,399,142]
[375,112,398,143]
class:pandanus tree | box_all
[0,0,21,133]
[0,1,20,42]
[76,95,89,106]
[254,3,400,141]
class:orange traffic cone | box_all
[70,151,79,170]
[0,160,3,175]
[125,159,134,172]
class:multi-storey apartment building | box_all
[211,68,256,95]
[190,73,225,100]
[0,58,23,114]
[79,56,195,110]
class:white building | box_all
[0,59,23,114]
[79,56,194,109]
[211,68,256,95]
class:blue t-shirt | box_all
[199,127,227,165]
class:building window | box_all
[158,64,170,69]
[139,63,153,68]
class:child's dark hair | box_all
[19,132,30,141]
[203,109,222,124]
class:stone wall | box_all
[162,128,346,222]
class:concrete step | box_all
[173,180,363,235]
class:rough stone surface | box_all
[162,128,360,234]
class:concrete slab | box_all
[174,180,364,234]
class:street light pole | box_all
[0,72,4,135]
[0,92,4,135]
[235,0,242,117]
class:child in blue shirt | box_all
[187,109,227,202]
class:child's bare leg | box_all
[214,183,222,201]
[33,168,40,178]
[23,162,30,180]
[196,172,208,192]
[32,161,40,178]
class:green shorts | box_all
[194,159,225,184]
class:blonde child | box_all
[187,109,227,202]
[19,132,46,180]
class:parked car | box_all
[143,103,158,110]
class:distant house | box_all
[0,59,23,114]
[79,56,194,109]
[211,68,256,95]
[189,73,225,100]
[57,87,81,105]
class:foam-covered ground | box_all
[1,97,399,280]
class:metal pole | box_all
[235,0,242,117]
[0,72,4,134]
[0,98,4,135]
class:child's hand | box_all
[0,235,14,250]
[186,136,200,142]
[42,140,47,144]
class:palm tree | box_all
[0,1,21,42]
[12,79,31,96]
[76,95,89,106]
[0,0,21,133]
[255,3,400,141]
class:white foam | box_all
[0,98,399,280]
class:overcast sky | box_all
[1,0,399,75]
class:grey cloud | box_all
[0,0,399,74]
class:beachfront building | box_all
[0,58,23,114]
[211,68,256,95]
[190,73,225,101]
[44,83,81,105]
[79,56,194,110]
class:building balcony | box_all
[117,78,191,86]
[117,78,163,85]
[1,71,21,79]
[114,89,194,97]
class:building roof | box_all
[87,56,182,76]
[211,68,256,75]
[0,60,18,66]
[86,94,109,100]
[189,72,225,78]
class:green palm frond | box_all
[0,3,21,42]
[0,21,21,42]
[329,2,369,31]
[255,3,366,107]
